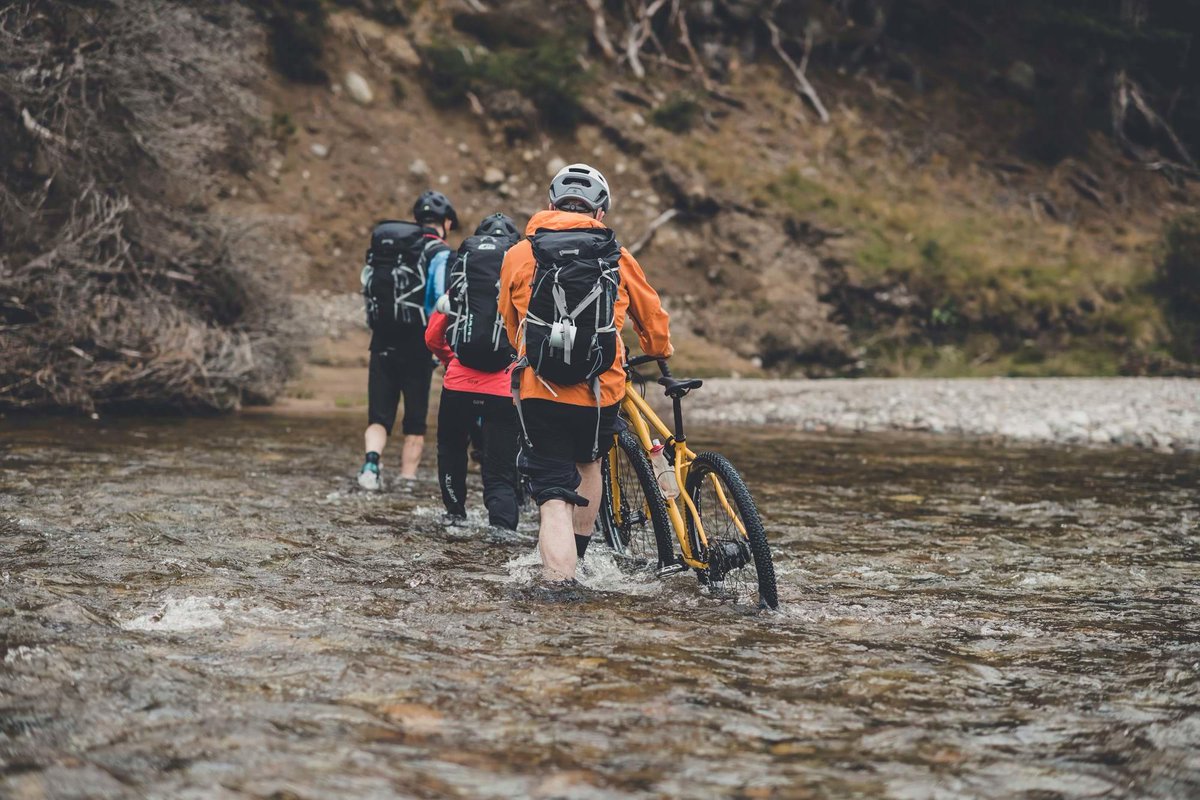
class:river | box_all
[2,414,1198,798]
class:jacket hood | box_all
[524,209,607,236]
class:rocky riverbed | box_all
[690,378,1200,452]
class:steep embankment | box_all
[223,1,1196,406]
[7,1,1193,413]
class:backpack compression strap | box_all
[523,264,619,365]
[394,236,447,326]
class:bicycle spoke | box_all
[686,452,776,608]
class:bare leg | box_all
[573,460,603,536]
[364,424,388,456]
[399,434,424,479]
[539,499,577,581]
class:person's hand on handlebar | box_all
[627,354,672,376]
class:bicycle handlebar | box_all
[627,355,672,377]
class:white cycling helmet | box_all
[548,163,613,213]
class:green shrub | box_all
[452,11,545,48]
[270,112,296,142]
[420,39,587,132]
[1159,212,1200,361]
[650,94,702,134]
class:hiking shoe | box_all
[357,460,381,491]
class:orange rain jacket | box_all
[498,209,673,408]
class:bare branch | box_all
[630,208,680,256]
[625,0,670,81]
[21,108,70,148]
[674,3,712,91]
[585,0,617,61]
[762,6,830,123]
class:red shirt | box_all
[424,311,512,397]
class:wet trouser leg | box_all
[436,389,472,518]
[480,396,521,530]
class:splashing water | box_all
[1,414,1197,798]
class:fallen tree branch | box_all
[585,0,617,61]
[629,208,680,256]
[762,8,830,123]
[625,0,669,80]
[21,107,70,148]
[1113,70,1196,169]
[673,1,712,91]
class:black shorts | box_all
[367,341,434,436]
[517,399,622,506]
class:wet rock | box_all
[344,71,374,106]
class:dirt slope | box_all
[220,4,1196,391]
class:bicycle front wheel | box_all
[599,430,675,568]
[685,452,779,609]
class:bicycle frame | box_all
[616,375,748,571]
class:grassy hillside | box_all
[3,0,1197,413]
[248,0,1196,380]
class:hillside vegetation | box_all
[2,0,1197,412]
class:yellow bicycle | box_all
[598,356,779,609]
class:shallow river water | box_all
[1,414,1198,799]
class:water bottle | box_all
[649,439,680,500]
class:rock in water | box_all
[345,71,374,106]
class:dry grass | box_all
[0,1,302,412]
[681,66,1181,375]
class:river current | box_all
[2,414,1197,798]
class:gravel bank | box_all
[689,378,1200,451]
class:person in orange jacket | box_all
[498,164,672,583]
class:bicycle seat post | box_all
[672,394,686,444]
[657,358,687,444]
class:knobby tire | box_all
[685,452,779,610]
[599,429,675,568]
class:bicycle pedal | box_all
[656,562,690,577]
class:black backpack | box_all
[523,227,623,387]
[361,220,445,333]
[445,234,516,372]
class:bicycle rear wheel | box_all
[685,452,778,609]
[599,430,675,568]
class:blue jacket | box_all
[423,248,449,316]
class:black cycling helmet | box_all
[413,189,459,230]
[548,163,612,213]
[474,212,519,241]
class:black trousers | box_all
[367,343,433,436]
[437,389,521,530]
